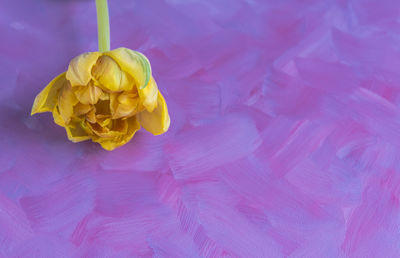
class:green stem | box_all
[96,0,110,52]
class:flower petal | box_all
[86,122,110,138]
[85,109,97,124]
[104,48,151,89]
[124,116,141,142]
[93,116,140,151]
[97,117,112,127]
[73,103,92,116]
[110,91,141,119]
[74,83,104,104]
[91,55,134,92]
[52,104,65,127]
[65,122,92,143]
[58,82,79,124]
[136,92,170,135]
[31,72,66,115]
[109,93,119,117]
[66,52,101,86]
[138,76,159,112]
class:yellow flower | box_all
[31,48,170,151]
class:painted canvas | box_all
[1,0,400,256]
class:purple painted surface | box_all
[1,0,400,256]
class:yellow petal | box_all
[92,55,134,92]
[52,104,65,127]
[80,121,94,136]
[109,93,119,117]
[109,119,129,136]
[58,82,79,124]
[74,83,104,104]
[31,72,66,115]
[94,116,140,151]
[99,93,110,100]
[124,116,141,142]
[73,103,92,116]
[66,52,101,86]
[86,109,97,123]
[118,91,137,104]
[138,76,158,112]
[87,122,110,138]
[136,92,170,135]
[87,119,126,139]
[104,48,151,89]
[65,122,91,143]
[97,117,112,127]
[111,91,141,119]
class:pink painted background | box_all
[1,0,400,256]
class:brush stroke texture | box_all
[1,0,400,256]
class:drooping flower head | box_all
[32,48,170,150]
